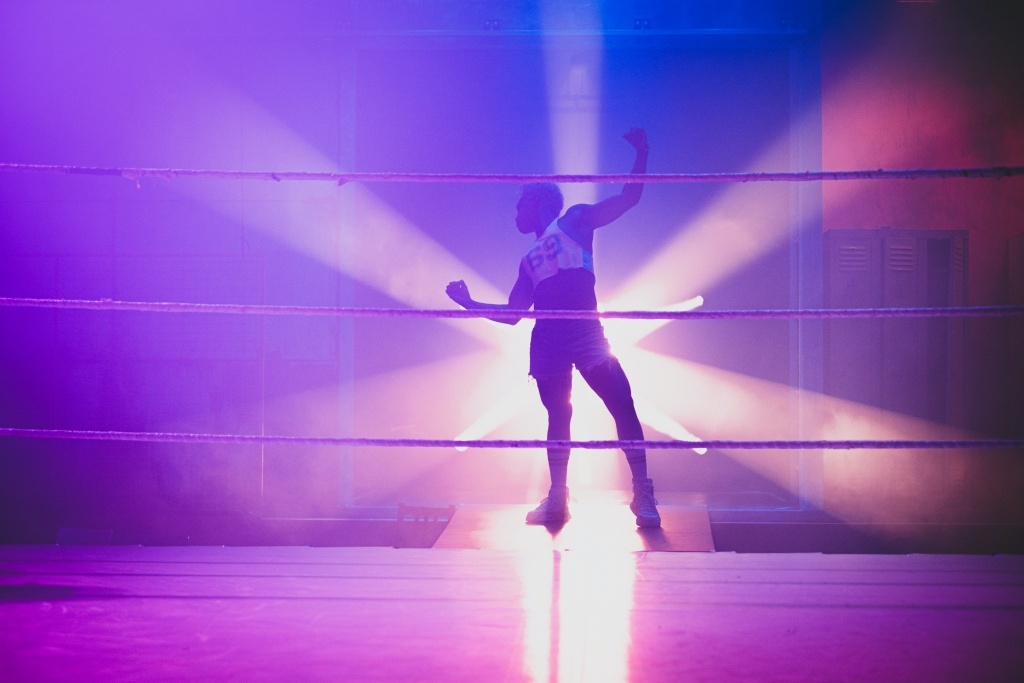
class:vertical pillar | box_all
[336,42,357,508]
[789,8,824,510]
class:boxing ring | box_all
[2,161,1024,681]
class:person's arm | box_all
[445,267,533,325]
[562,128,648,231]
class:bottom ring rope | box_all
[0,427,1020,451]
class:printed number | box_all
[527,234,563,271]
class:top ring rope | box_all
[1,162,1023,185]
[1,297,1023,320]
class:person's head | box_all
[516,182,563,234]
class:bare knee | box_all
[536,376,572,434]
[543,395,572,424]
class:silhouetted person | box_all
[446,128,660,527]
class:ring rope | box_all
[4,161,1020,454]
[2,162,1023,185]
[0,427,1020,451]
[2,297,1022,320]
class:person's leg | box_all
[579,359,647,480]
[580,359,661,527]
[525,372,573,524]
[536,372,573,488]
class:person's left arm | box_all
[563,128,648,231]
[445,268,533,325]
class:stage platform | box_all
[2,543,1022,682]
[434,503,715,551]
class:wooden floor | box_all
[2,508,1023,682]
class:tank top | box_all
[521,224,598,312]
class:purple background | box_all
[1,1,1021,544]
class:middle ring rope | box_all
[2,297,1023,320]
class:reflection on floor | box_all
[1,545,1022,682]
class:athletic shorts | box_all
[529,320,615,379]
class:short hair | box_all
[521,182,564,218]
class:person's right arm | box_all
[446,267,533,325]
